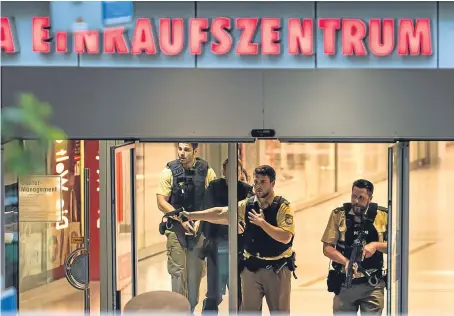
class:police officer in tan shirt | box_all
[156,143,217,313]
[181,165,297,313]
[322,179,388,315]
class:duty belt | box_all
[344,269,382,287]
[243,256,286,272]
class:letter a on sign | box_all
[1,17,20,53]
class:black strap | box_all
[366,203,378,220]
[167,160,185,177]
[247,186,254,198]
[166,158,210,178]
[246,196,256,213]
[270,196,283,210]
[194,158,209,176]
[246,196,285,213]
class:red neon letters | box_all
[0,16,433,57]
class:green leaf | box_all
[45,128,67,141]
[36,101,53,119]
[2,92,67,175]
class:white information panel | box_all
[19,175,63,222]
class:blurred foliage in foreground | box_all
[2,93,67,176]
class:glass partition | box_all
[241,141,336,210]
[2,140,100,314]
[408,141,454,314]
[236,141,418,314]
[15,140,86,312]
[121,141,232,314]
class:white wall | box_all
[264,70,454,139]
[2,68,454,140]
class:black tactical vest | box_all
[167,157,209,212]
[243,195,293,258]
[334,202,385,271]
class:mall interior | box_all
[3,139,454,314]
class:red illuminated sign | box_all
[1,17,20,53]
[1,16,433,56]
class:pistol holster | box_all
[327,269,344,295]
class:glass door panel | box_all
[110,142,137,311]
[387,142,409,316]
[15,140,87,313]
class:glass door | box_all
[387,142,410,316]
[227,143,239,313]
[110,142,138,311]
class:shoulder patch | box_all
[284,214,294,225]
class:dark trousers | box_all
[202,239,243,314]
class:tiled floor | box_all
[18,146,454,315]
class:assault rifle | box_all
[345,223,379,288]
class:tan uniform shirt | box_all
[321,207,388,273]
[322,208,388,246]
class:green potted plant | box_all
[2,92,67,175]
[1,93,66,291]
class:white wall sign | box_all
[19,175,63,222]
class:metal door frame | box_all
[109,142,138,311]
[227,143,239,313]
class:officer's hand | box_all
[345,260,360,278]
[179,211,190,222]
[362,242,377,260]
[182,221,196,235]
[248,209,265,227]
[193,220,200,233]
